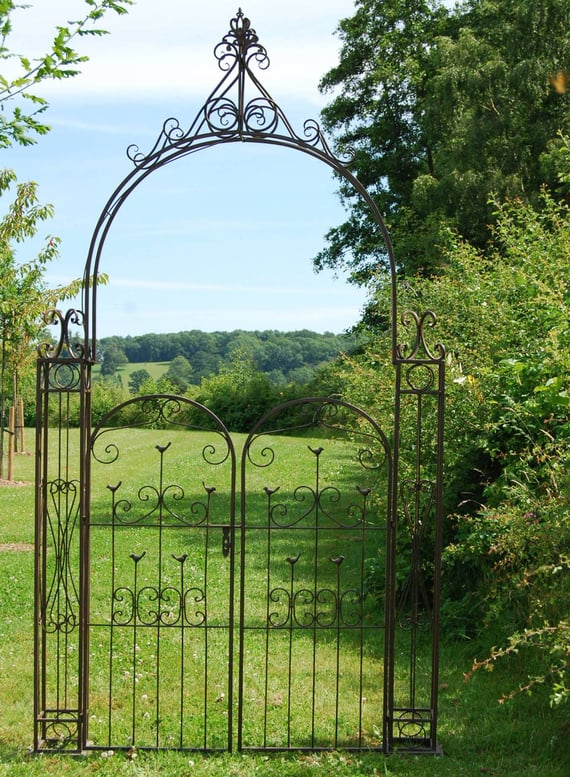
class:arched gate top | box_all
[81,9,398,358]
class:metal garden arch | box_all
[34,10,444,755]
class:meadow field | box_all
[0,431,568,777]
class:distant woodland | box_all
[98,329,362,386]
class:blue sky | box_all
[7,1,368,338]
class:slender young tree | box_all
[0,0,130,476]
[0,172,89,476]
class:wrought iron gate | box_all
[34,11,445,755]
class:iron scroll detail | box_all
[126,10,353,168]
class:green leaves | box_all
[317,0,570,279]
[0,0,133,147]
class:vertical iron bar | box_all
[203,517,210,749]
[385,361,402,753]
[106,483,120,747]
[430,360,445,747]
[34,361,46,749]
[237,446,247,752]
[130,553,143,746]
[178,555,185,747]
[80,361,92,751]
[286,556,296,748]
[227,456,236,754]
[333,557,343,749]
[358,496,367,749]
[263,491,273,747]
[310,448,321,747]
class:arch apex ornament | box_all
[126,9,353,169]
[215,8,269,72]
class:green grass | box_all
[0,430,569,776]
[92,361,171,384]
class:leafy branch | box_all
[0,0,133,147]
[465,621,570,705]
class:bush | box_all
[333,184,570,705]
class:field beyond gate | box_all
[38,397,392,752]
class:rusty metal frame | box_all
[34,10,444,755]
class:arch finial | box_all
[214,9,268,72]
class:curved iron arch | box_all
[34,9,445,757]
[81,9,398,358]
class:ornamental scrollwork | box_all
[42,713,79,750]
[396,310,445,363]
[260,443,380,530]
[397,478,435,630]
[91,396,232,466]
[112,552,206,627]
[394,708,431,741]
[126,10,353,169]
[37,309,86,361]
[111,584,207,627]
[267,554,364,628]
[213,9,269,72]
[107,477,217,527]
[44,479,80,634]
[268,584,364,629]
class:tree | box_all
[128,368,151,395]
[0,1,130,476]
[316,0,570,280]
[335,179,570,703]
[194,348,276,432]
[0,170,85,476]
[100,343,127,376]
[0,0,132,148]
[165,355,194,392]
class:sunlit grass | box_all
[0,429,568,775]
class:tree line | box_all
[99,328,362,387]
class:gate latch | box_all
[221,525,231,557]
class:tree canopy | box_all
[316,0,570,280]
[98,329,362,387]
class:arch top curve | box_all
[82,8,397,354]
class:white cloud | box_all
[15,1,366,338]
[12,1,354,103]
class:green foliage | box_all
[0,169,88,475]
[137,374,178,397]
[337,183,570,704]
[91,377,128,423]
[191,348,278,432]
[164,354,193,392]
[0,0,132,147]
[128,368,151,394]
[99,329,362,387]
[317,0,570,278]
[0,0,129,476]
[100,342,128,376]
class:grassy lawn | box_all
[92,361,171,385]
[0,431,568,776]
